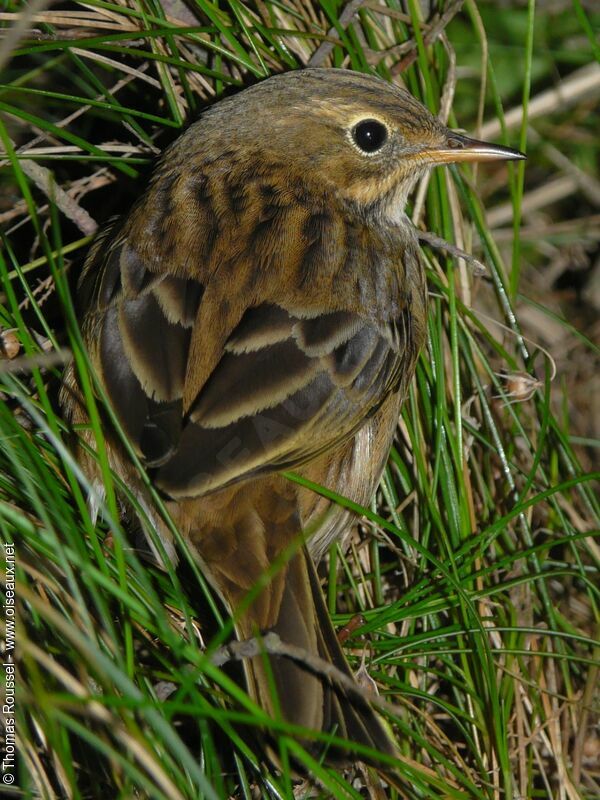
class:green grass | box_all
[1,1,599,798]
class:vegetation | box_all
[0,1,598,798]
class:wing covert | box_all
[154,303,408,497]
[81,235,204,468]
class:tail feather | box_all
[307,548,398,758]
[238,545,397,762]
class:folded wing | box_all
[82,231,411,499]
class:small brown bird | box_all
[61,68,523,763]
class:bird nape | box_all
[60,68,524,774]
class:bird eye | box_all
[352,119,388,154]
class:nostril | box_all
[446,136,466,149]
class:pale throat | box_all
[381,165,430,226]
[344,160,431,226]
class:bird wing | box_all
[156,302,406,497]
[80,211,413,500]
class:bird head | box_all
[190,68,524,222]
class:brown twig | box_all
[0,350,70,374]
[212,631,381,705]
[479,62,600,141]
[307,0,366,67]
[3,144,98,236]
[390,0,464,76]
[416,229,487,276]
[210,631,472,783]
[0,0,52,74]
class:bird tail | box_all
[237,545,398,764]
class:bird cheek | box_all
[337,157,393,206]
[343,178,386,207]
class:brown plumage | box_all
[61,68,523,765]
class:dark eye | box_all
[352,119,388,153]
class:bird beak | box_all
[425,131,526,165]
